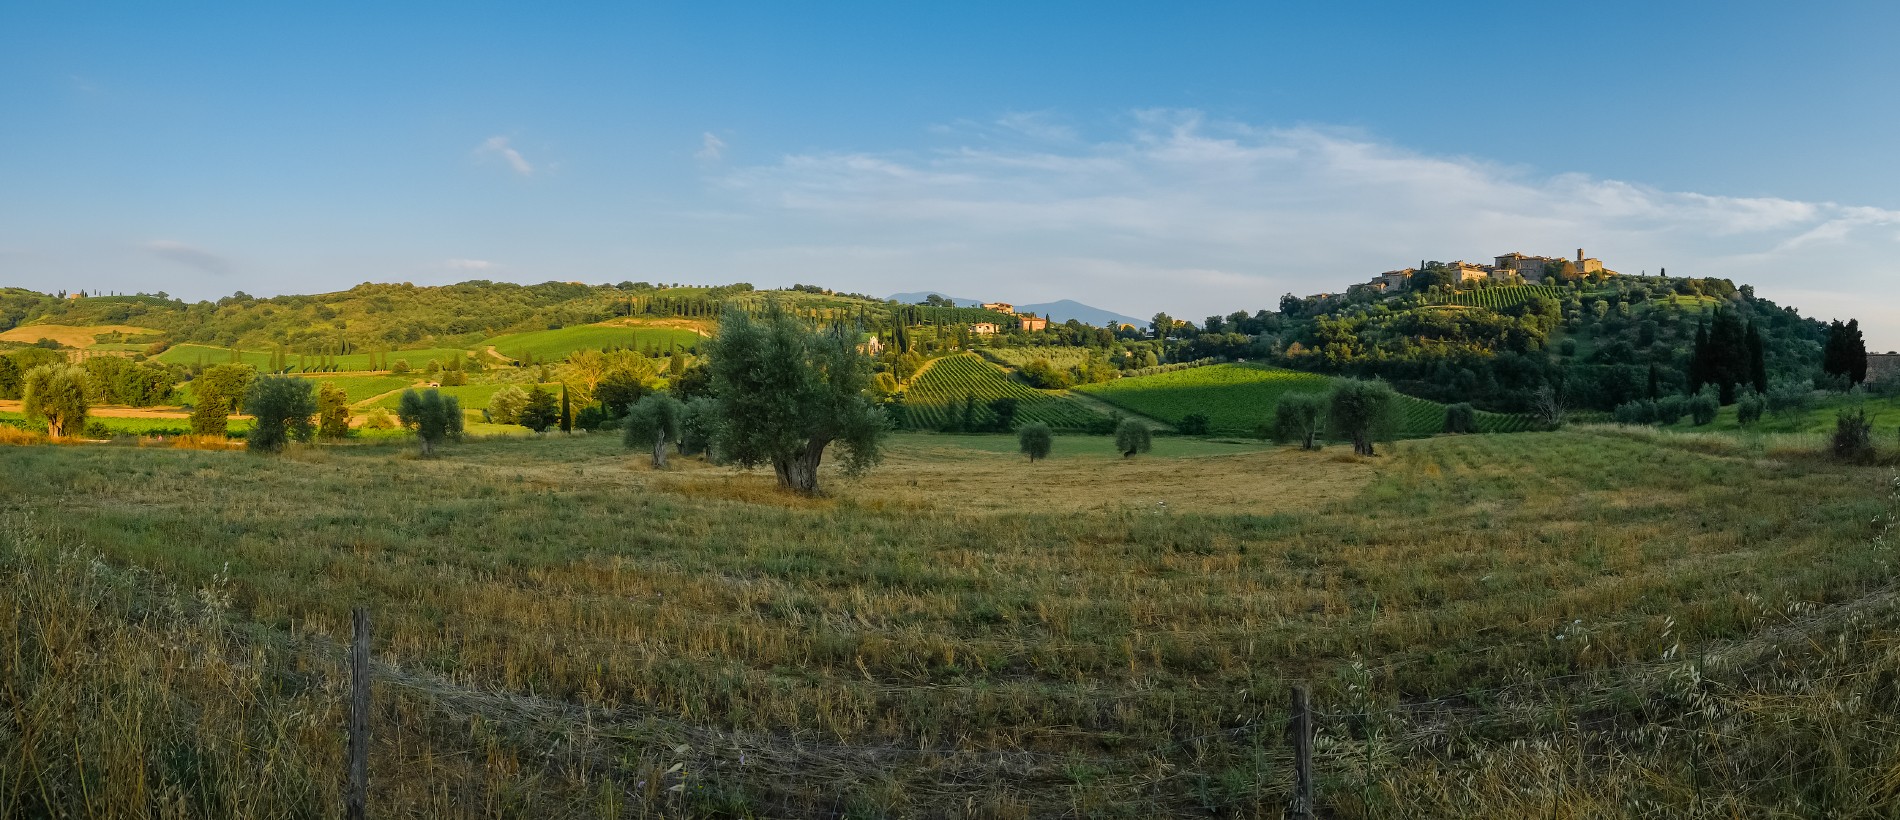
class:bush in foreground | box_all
[1113,418,1151,458]
[1018,423,1053,462]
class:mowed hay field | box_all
[0,323,160,347]
[4,430,1900,817]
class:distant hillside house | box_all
[1572,248,1604,276]
[970,322,999,335]
[858,334,884,356]
[980,302,1013,313]
[1376,268,1415,290]
[1449,261,1491,283]
[1018,315,1049,332]
[1493,252,1556,283]
[1869,353,1900,382]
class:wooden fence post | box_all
[347,607,370,820]
[1290,685,1314,820]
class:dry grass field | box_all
[0,323,159,348]
[3,428,1898,817]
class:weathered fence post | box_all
[1289,685,1314,820]
[347,607,370,820]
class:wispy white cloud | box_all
[711,112,1900,344]
[474,136,534,176]
[695,132,727,161]
[141,240,232,276]
[443,258,494,271]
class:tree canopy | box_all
[704,304,885,495]
[244,376,317,452]
[22,365,88,438]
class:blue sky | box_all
[3,2,1899,347]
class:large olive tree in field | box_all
[398,388,463,456]
[1328,378,1396,456]
[243,376,317,453]
[706,305,884,495]
[22,364,88,438]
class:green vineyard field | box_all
[485,322,704,363]
[900,354,1107,431]
[1078,363,1535,438]
[1444,285,1565,310]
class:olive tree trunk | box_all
[651,429,668,469]
[772,438,829,495]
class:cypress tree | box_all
[559,385,572,433]
[1690,322,1711,395]
[1746,322,1767,395]
[1848,319,1869,385]
[1647,363,1662,400]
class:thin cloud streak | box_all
[475,136,534,176]
[711,112,1900,345]
[141,240,233,277]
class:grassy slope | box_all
[157,343,469,372]
[484,321,706,362]
[900,352,1107,431]
[1079,362,1534,437]
[2,431,1896,816]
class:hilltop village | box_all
[1306,248,1620,302]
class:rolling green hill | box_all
[1079,363,1535,437]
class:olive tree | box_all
[487,385,528,425]
[1018,423,1053,462]
[1273,393,1324,450]
[1113,418,1151,458]
[243,376,317,453]
[1328,378,1395,456]
[397,388,463,456]
[622,392,685,468]
[705,305,884,495]
[22,364,89,438]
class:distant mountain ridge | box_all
[885,292,1144,327]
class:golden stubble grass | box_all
[2,429,1897,817]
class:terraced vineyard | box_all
[1444,285,1565,309]
[901,353,1107,431]
[1079,363,1536,438]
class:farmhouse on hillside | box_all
[1018,315,1049,332]
[970,322,999,335]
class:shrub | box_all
[317,382,351,439]
[1767,379,1814,416]
[243,376,317,453]
[1736,390,1765,426]
[1690,392,1719,426]
[1018,423,1053,462]
[988,397,1019,432]
[1113,419,1151,458]
[679,397,718,457]
[1177,413,1210,436]
[1273,394,1324,449]
[1655,395,1688,425]
[361,407,397,430]
[1833,409,1875,462]
[391,359,411,374]
[487,385,529,425]
[1442,402,1477,434]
